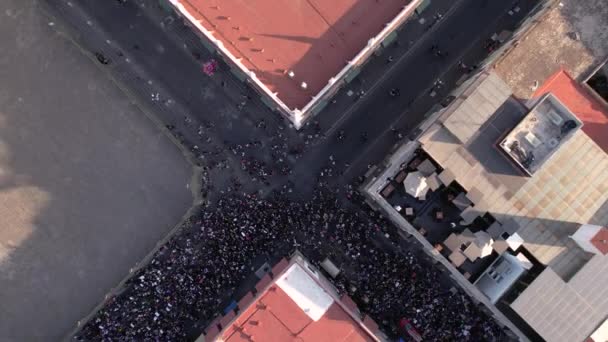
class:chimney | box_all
[571,224,608,255]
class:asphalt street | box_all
[45,0,537,193]
[294,0,538,191]
[42,0,542,338]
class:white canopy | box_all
[276,264,333,321]
[464,231,494,261]
[475,231,494,258]
[403,171,429,199]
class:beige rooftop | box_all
[511,253,608,342]
[419,70,608,342]
[420,73,608,280]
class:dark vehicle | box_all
[95,52,110,65]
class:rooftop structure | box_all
[498,93,583,175]
[201,252,381,342]
[418,72,608,279]
[532,69,608,153]
[474,253,529,304]
[167,0,420,128]
[363,70,608,342]
[510,254,608,342]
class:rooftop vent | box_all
[524,131,542,148]
[547,109,563,126]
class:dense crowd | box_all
[76,186,504,341]
[75,112,506,341]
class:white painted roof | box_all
[590,318,608,342]
[276,263,334,321]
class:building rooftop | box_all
[443,72,512,144]
[207,255,378,342]
[421,72,608,280]
[532,69,608,153]
[511,253,608,342]
[417,70,608,342]
[493,0,608,100]
[498,93,583,175]
[172,0,410,110]
[474,253,528,304]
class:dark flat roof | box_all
[177,0,410,109]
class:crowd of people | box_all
[76,187,505,340]
[75,112,506,341]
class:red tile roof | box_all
[591,227,608,255]
[223,286,372,342]
[533,69,608,153]
[218,264,375,342]
[174,0,410,110]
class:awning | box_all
[463,231,494,261]
[475,231,494,258]
[415,0,432,15]
[403,171,429,199]
[321,258,340,278]
[381,31,398,48]
[345,67,362,83]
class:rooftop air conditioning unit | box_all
[524,131,542,147]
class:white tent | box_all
[403,171,429,199]
[475,231,494,258]
[464,231,494,261]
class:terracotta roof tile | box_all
[533,69,608,153]
[262,286,312,334]
[591,227,608,255]
[172,0,411,109]
[299,303,371,342]
[213,262,377,342]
